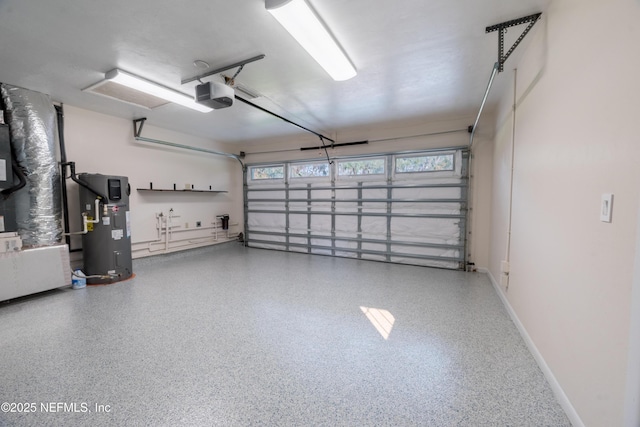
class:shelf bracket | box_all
[486,13,542,72]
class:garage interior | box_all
[0,0,638,426]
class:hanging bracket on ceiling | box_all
[181,55,266,85]
[223,65,246,87]
[486,13,542,72]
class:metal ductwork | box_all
[1,84,62,247]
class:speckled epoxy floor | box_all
[0,244,570,426]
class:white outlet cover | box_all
[500,260,510,273]
[600,193,613,223]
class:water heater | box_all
[78,173,132,284]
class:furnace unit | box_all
[0,123,17,233]
[78,173,132,284]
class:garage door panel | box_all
[310,189,332,199]
[362,188,388,199]
[310,238,332,247]
[391,244,461,259]
[391,217,460,241]
[335,189,358,199]
[289,201,309,210]
[335,216,358,233]
[311,215,331,232]
[391,257,459,269]
[362,242,387,252]
[248,202,286,211]
[359,202,387,212]
[247,190,285,200]
[361,253,387,262]
[248,213,286,230]
[246,148,468,270]
[288,214,308,234]
[391,203,462,215]
[393,186,461,199]
[361,216,387,235]
[289,237,308,245]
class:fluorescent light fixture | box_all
[104,69,213,112]
[266,0,357,81]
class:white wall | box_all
[241,115,494,270]
[242,116,473,163]
[469,119,494,271]
[62,105,244,259]
[59,103,493,269]
[489,0,640,425]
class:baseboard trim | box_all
[478,267,585,427]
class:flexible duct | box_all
[1,84,62,247]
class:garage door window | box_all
[395,153,454,174]
[290,162,330,179]
[337,158,385,177]
[250,165,285,181]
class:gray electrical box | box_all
[78,173,133,284]
[0,124,17,232]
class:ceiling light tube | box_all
[266,0,357,81]
[105,69,212,112]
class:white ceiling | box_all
[0,0,549,145]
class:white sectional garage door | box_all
[244,148,469,270]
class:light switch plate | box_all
[600,193,613,223]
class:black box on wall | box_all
[0,124,12,191]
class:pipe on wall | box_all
[503,68,518,289]
[133,232,240,254]
[54,105,72,248]
[131,211,239,255]
[134,136,244,167]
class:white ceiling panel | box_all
[0,0,550,144]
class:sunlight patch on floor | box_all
[360,306,395,340]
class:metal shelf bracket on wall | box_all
[133,117,146,138]
[486,13,542,72]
